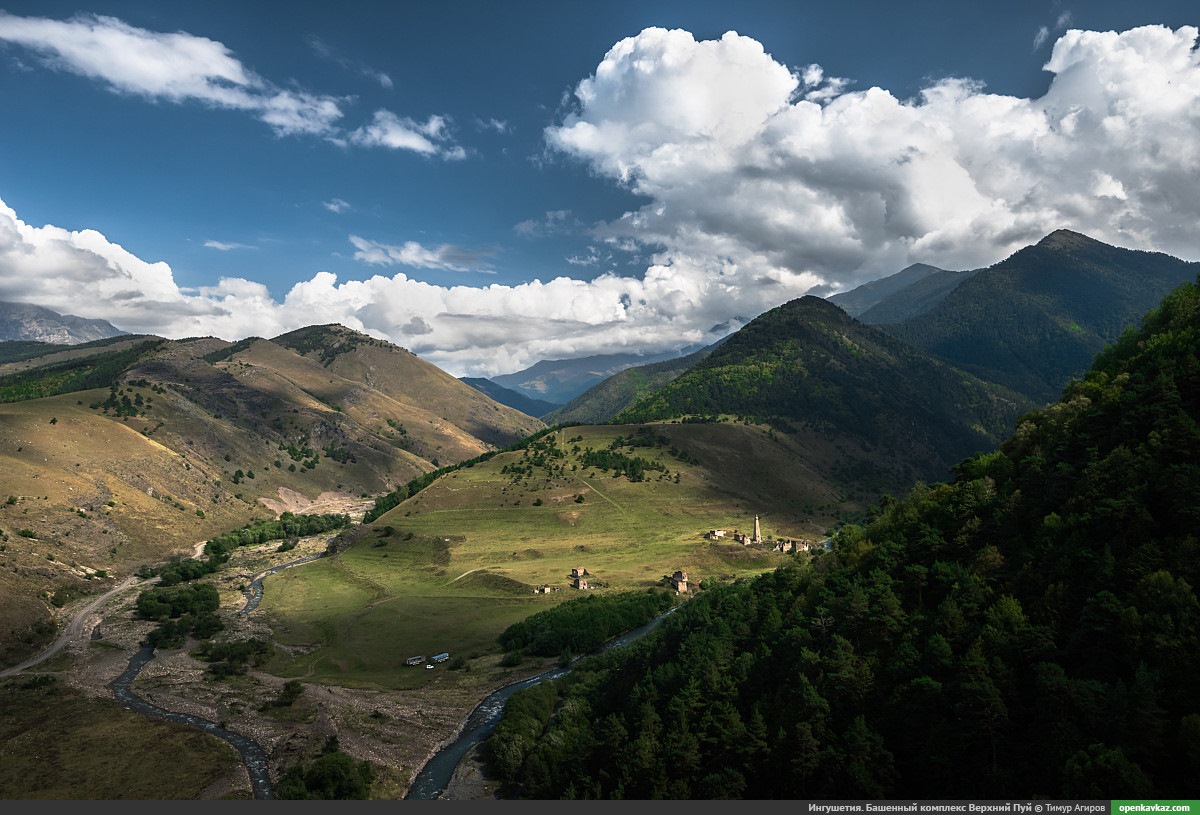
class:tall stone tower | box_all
[753,514,761,543]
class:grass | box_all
[255,423,815,691]
[0,676,246,799]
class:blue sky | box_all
[1,1,1198,376]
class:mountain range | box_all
[0,300,126,345]
[1,227,1198,799]
[489,348,700,407]
[879,229,1200,403]
[458,377,560,418]
[555,229,1199,424]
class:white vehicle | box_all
[425,664,434,669]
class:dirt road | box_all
[0,574,142,678]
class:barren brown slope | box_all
[0,390,278,663]
[271,325,546,447]
[217,337,494,468]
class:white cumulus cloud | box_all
[546,24,1200,295]
[0,11,345,137]
[0,195,757,377]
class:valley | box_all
[0,229,1197,799]
[0,422,826,798]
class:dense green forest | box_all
[483,278,1200,799]
[882,230,1199,404]
[0,340,63,364]
[498,589,675,659]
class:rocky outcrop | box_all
[0,300,126,344]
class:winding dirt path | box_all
[0,574,143,678]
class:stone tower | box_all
[753,514,761,543]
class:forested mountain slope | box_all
[486,276,1200,799]
[542,342,719,425]
[613,295,1030,494]
[827,262,948,318]
[881,229,1200,404]
[856,267,980,325]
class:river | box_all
[404,605,678,800]
[103,547,329,800]
[109,645,275,799]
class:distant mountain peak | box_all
[1036,228,1098,251]
[827,263,950,319]
[0,300,126,345]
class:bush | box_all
[276,749,375,800]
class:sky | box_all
[1,1,1198,378]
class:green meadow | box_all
[258,423,807,690]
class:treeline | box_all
[498,589,674,659]
[0,339,163,403]
[483,279,1200,799]
[133,512,350,647]
[0,340,61,364]
[362,423,580,524]
[148,512,349,586]
[201,512,350,562]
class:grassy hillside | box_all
[256,421,847,690]
[0,674,245,799]
[272,325,544,449]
